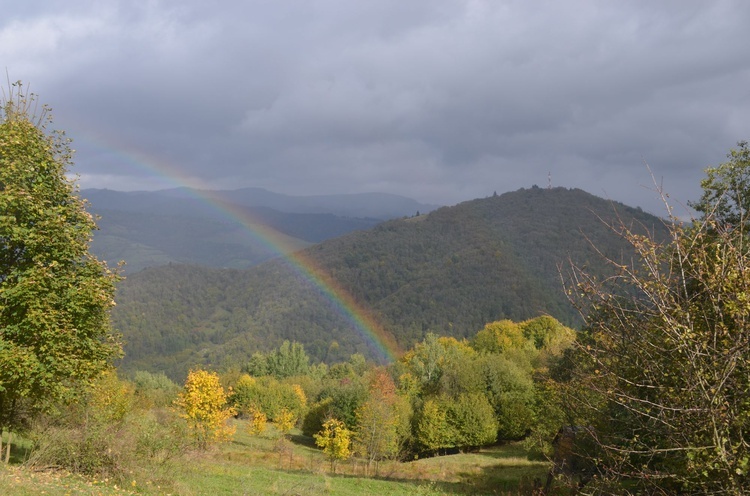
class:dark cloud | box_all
[2,0,749,215]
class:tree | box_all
[174,369,236,449]
[689,140,750,229]
[266,340,310,378]
[519,315,576,355]
[0,83,121,453]
[353,370,400,475]
[245,352,268,377]
[275,407,296,435]
[413,398,452,455]
[132,370,179,408]
[471,320,531,355]
[314,375,368,429]
[231,374,307,423]
[314,418,352,473]
[446,393,498,451]
[246,406,267,436]
[477,354,536,440]
[563,154,750,493]
[401,333,445,393]
[401,333,479,396]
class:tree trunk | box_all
[4,430,11,464]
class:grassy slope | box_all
[1,424,550,495]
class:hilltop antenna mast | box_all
[547,171,552,190]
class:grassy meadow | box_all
[1,422,550,496]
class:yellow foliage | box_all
[247,406,267,436]
[292,384,307,409]
[472,319,529,354]
[236,373,256,389]
[88,369,134,423]
[174,369,236,449]
[314,418,352,472]
[275,407,296,434]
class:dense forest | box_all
[112,186,668,380]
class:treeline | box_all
[113,187,667,379]
[13,314,571,485]
[225,314,574,462]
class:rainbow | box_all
[74,136,401,363]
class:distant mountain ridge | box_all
[111,187,669,379]
[103,187,441,219]
[84,187,438,273]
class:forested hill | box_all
[113,187,667,379]
[85,189,386,273]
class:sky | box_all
[2,0,749,216]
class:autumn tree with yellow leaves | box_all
[314,418,352,473]
[246,406,267,436]
[174,370,236,449]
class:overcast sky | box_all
[3,0,749,215]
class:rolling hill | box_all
[84,188,430,272]
[111,187,668,379]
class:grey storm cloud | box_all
[2,0,750,214]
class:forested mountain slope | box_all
[155,186,440,219]
[113,187,667,379]
[86,189,383,272]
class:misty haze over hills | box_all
[84,187,440,273]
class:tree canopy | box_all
[0,84,121,434]
[689,140,750,229]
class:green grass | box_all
[1,431,32,464]
[0,464,140,496]
[1,422,551,495]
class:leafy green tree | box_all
[0,84,121,447]
[413,398,452,455]
[519,315,576,355]
[523,377,569,459]
[265,340,310,378]
[132,370,179,408]
[436,337,482,397]
[401,333,479,396]
[401,333,445,393]
[231,374,306,422]
[302,397,334,437]
[689,140,750,228]
[314,374,368,429]
[245,352,268,377]
[564,153,750,493]
[325,353,370,380]
[353,370,400,475]
[477,355,535,440]
[446,393,498,450]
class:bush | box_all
[24,371,188,485]
[231,375,307,423]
